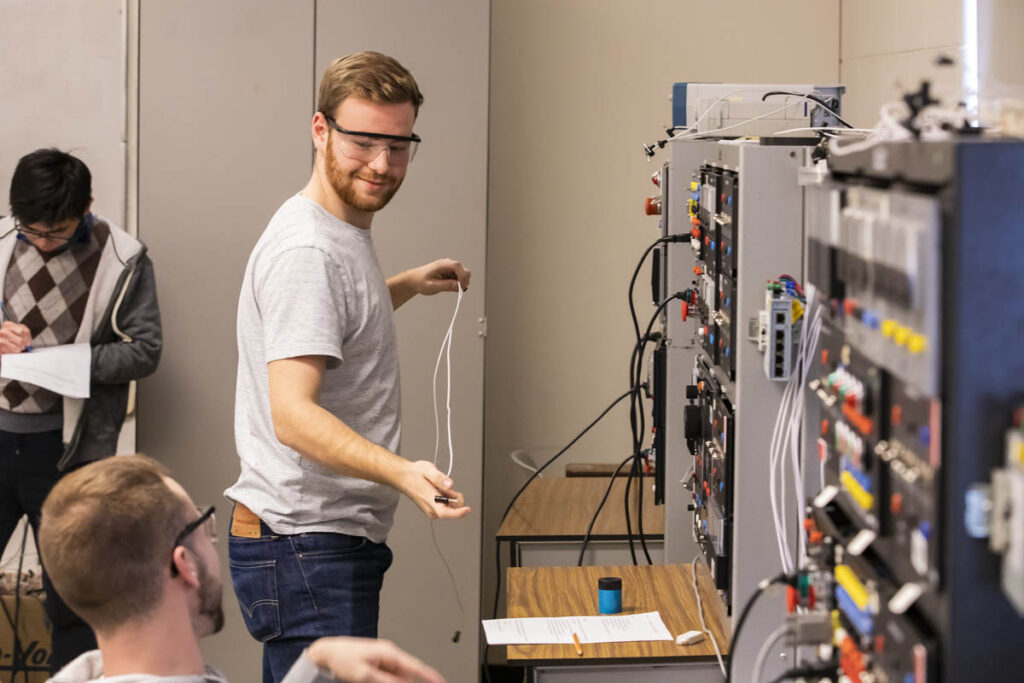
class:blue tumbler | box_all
[598,576,623,614]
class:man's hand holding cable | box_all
[397,460,470,520]
[0,321,31,355]
[388,258,471,309]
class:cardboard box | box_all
[0,593,51,683]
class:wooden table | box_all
[506,564,730,682]
[496,477,665,567]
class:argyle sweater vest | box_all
[0,219,109,413]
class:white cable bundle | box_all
[768,285,824,574]
[432,284,463,477]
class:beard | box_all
[195,554,225,636]
[325,134,404,212]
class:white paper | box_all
[0,343,91,398]
[481,611,673,645]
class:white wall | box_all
[839,0,966,127]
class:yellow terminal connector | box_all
[840,470,874,511]
[835,565,870,611]
[908,333,927,354]
[894,326,911,347]
[881,319,898,339]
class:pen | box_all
[572,632,583,657]
[0,301,30,352]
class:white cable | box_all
[691,555,727,678]
[673,89,834,138]
[428,284,466,645]
[752,623,793,683]
[674,94,820,141]
[432,284,463,477]
[510,449,542,475]
[772,126,874,136]
[767,284,825,574]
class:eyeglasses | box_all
[14,216,80,242]
[324,115,421,165]
[170,505,216,576]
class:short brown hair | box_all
[317,51,424,119]
[39,455,191,632]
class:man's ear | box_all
[171,546,200,588]
[311,112,329,154]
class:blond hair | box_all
[318,51,424,118]
[39,455,190,632]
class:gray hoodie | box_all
[48,649,325,683]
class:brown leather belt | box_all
[230,502,262,539]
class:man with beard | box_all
[39,454,445,683]
[226,51,471,682]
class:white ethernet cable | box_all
[432,284,464,478]
[768,285,824,574]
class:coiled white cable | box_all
[432,284,463,478]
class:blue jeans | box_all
[228,514,393,683]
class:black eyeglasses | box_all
[13,216,82,242]
[170,505,216,576]
[323,115,421,165]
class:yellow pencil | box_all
[572,632,583,656]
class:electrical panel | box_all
[803,140,1024,682]
[668,140,809,636]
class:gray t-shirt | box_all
[226,194,401,543]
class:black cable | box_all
[485,389,633,681]
[623,235,688,565]
[760,91,855,129]
[628,235,687,350]
[726,573,790,683]
[11,523,29,683]
[576,454,639,566]
[627,294,682,564]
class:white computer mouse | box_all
[675,630,706,645]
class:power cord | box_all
[625,236,688,563]
[626,292,686,564]
[576,453,639,566]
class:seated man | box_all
[37,454,444,683]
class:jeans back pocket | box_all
[229,558,281,642]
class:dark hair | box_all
[9,148,92,226]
